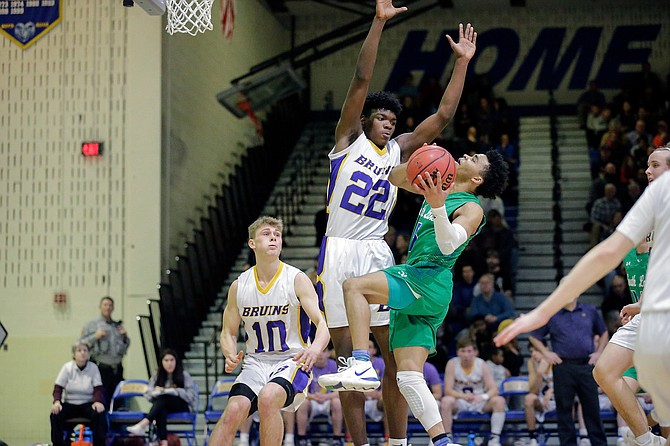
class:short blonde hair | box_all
[248,216,283,239]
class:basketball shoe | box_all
[622,428,666,446]
[318,357,380,391]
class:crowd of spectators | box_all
[580,63,669,329]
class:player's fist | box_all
[225,351,244,373]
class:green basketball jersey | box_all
[623,248,648,303]
[406,192,484,269]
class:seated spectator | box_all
[485,347,510,389]
[296,347,344,446]
[577,80,607,129]
[468,273,515,330]
[476,210,518,293]
[625,119,652,149]
[586,104,608,150]
[589,183,621,248]
[446,264,477,329]
[621,182,642,215]
[456,315,493,357]
[524,339,555,446]
[496,319,524,377]
[126,349,197,445]
[440,338,507,446]
[601,273,630,319]
[50,342,107,446]
[423,361,444,403]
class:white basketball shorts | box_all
[635,311,670,425]
[317,237,394,329]
[609,313,641,351]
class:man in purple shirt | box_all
[529,298,608,446]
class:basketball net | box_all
[165,0,215,35]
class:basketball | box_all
[406,144,457,190]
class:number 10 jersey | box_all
[236,262,311,360]
[325,133,401,240]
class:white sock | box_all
[579,429,588,437]
[388,439,408,446]
[635,431,651,445]
[239,432,250,444]
[491,411,505,435]
[284,433,294,444]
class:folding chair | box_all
[499,376,530,438]
[107,379,150,445]
[203,377,236,446]
[165,381,199,446]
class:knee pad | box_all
[397,370,442,430]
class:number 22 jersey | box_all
[236,262,311,360]
[325,133,401,240]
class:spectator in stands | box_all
[50,342,107,446]
[586,104,609,150]
[589,183,621,248]
[613,100,637,134]
[418,74,444,115]
[447,264,477,330]
[393,232,410,264]
[577,80,607,129]
[456,315,493,358]
[601,273,630,319]
[476,96,494,145]
[528,297,608,446]
[494,133,519,179]
[495,319,524,377]
[473,249,513,297]
[524,339,555,446]
[468,273,515,330]
[631,137,653,173]
[127,349,197,445]
[440,338,507,446]
[586,162,618,215]
[485,347,510,388]
[476,210,518,292]
[463,125,488,155]
[454,102,475,142]
[652,120,669,149]
[625,119,652,149]
[296,347,344,446]
[79,296,130,408]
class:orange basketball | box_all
[406,144,457,190]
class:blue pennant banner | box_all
[0,0,61,49]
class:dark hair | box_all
[100,296,114,305]
[476,150,509,199]
[155,348,185,388]
[362,91,402,118]
[457,337,476,350]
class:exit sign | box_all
[81,142,103,156]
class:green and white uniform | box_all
[384,192,484,354]
[617,244,650,378]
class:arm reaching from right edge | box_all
[494,231,635,346]
[221,280,244,373]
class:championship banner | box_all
[0,0,61,49]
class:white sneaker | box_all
[528,438,538,446]
[488,436,501,446]
[127,422,147,436]
[579,438,591,446]
[317,357,380,392]
[633,432,667,446]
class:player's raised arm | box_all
[221,280,244,373]
[292,272,330,371]
[334,0,407,153]
[494,231,635,346]
[396,23,477,160]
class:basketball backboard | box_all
[216,64,306,118]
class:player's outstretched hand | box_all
[225,351,244,373]
[293,348,318,372]
[620,301,640,325]
[412,170,453,209]
[447,23,477,61]
[376,0,408,22]
[494,310,547,346]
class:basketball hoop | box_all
[165,0,214,35]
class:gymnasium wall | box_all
[298,0,669,112]
[161,1,290,267]
[0,1,289,443]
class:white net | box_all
[165,0,214,36]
